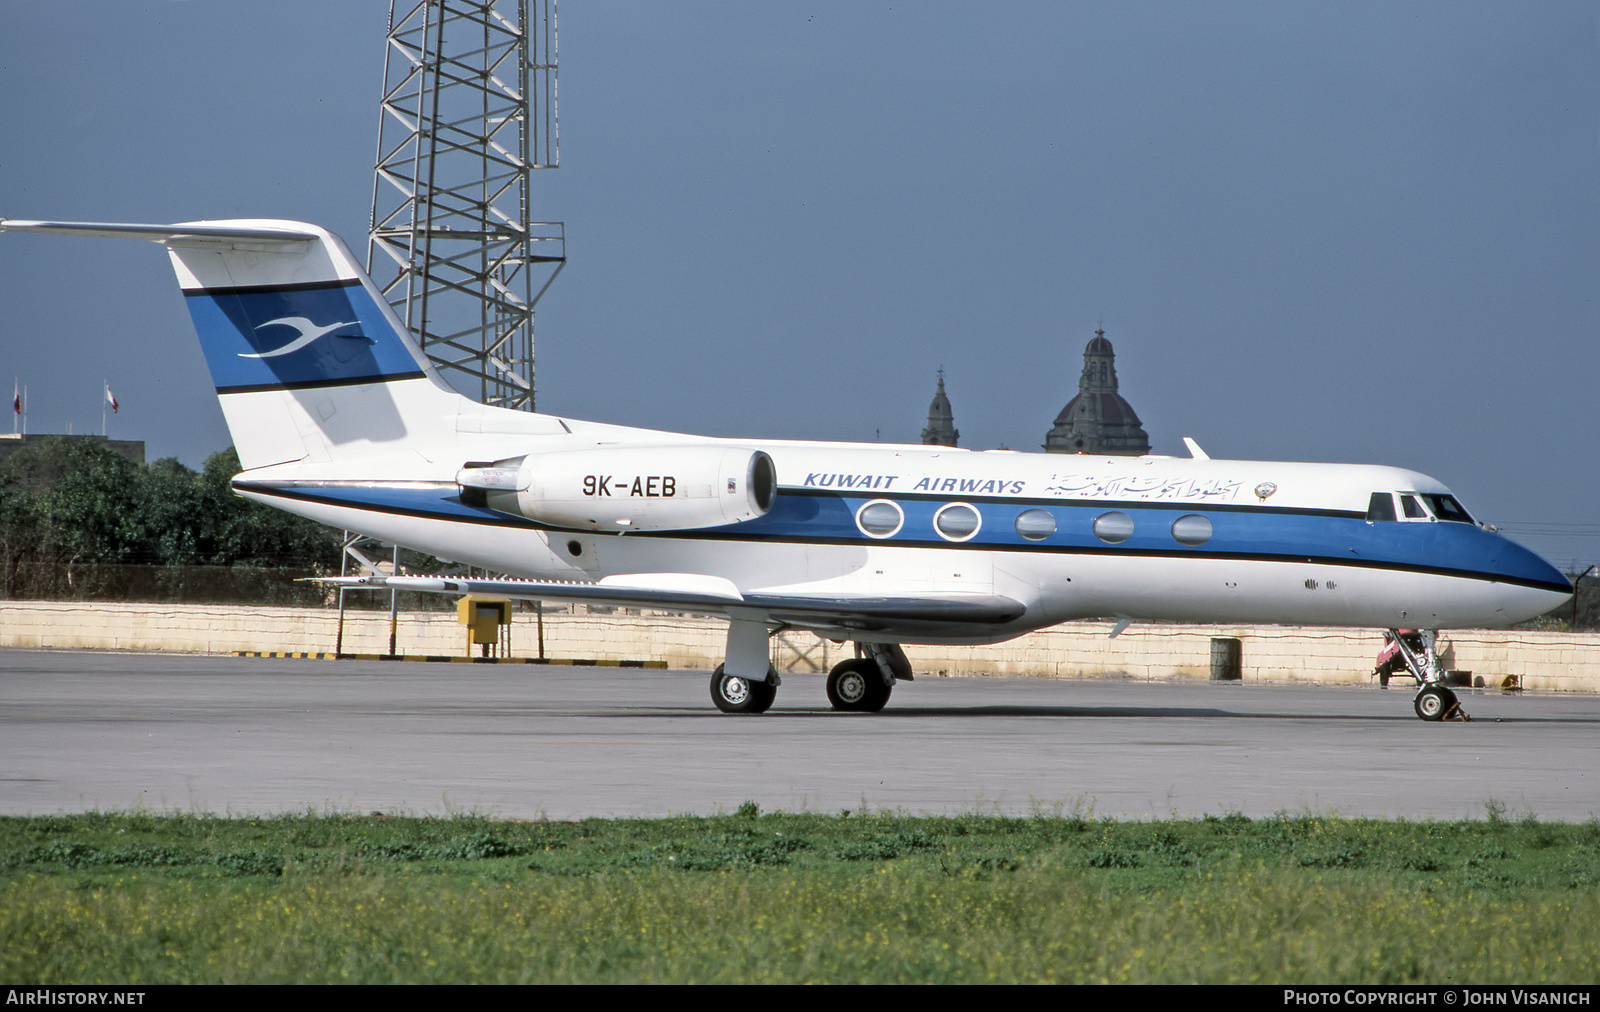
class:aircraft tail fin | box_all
[0,218,465,470]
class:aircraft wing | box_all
[321,574,1026,635]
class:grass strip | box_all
[3,806,1597,983]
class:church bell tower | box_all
[921,370,959,447]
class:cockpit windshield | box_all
[1421,494,1474,524]
[1366,491,1476,524]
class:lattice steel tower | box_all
[368,0,563,411]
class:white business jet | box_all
[0,218,1573,721]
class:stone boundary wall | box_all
[1,600,1595,693]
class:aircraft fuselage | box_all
[236,436,1571,643]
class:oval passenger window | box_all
[856,500,904,538]
[933,503,981,541]
[1171,514,1213,547]
[1014,508,1056,541]
[1093,511,1135,544]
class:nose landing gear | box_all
[1385,629,1471,722]
[1413,683,1465,722]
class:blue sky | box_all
[2,1,1597,566]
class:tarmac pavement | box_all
[3,648,1596,821]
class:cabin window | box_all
[1421,494,1474,524]
[1366,493,1397,522]
[1400,494,1426,519]
[933,503,982,542]
[1092,511,1135,544]
[1014,508,1057,541]
[1171,514,1213,547]
[855,500,904,538]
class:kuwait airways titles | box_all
[803,469,1243,502]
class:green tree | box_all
[0,438,341,600]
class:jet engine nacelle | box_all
[458,446,776,533]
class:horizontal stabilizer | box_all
[0,218,317,245]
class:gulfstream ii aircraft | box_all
[0,218,1573,721]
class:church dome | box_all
[1052,391,1142,429]
[1044,327,1150,456]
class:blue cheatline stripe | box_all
[234,482,1570,594]
[184,278,423,393]
[786,484,1363,518]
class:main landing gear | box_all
[710,664,778,714]
[707,613,911,715]
[1382,628,1470,723]
[708,613,783,714]
[826,642,910,713]
[826,658,892,712]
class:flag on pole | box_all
[11,381,18,416]
[104,383,119,413]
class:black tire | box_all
[711,664,777,714]
[827,659,893,713]
[1414,684,1456,722]
[748,676,777,714]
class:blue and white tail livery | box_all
[0,217,1573,720]
[170,220,456,469]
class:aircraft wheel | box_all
[1413,684,1456,722]
[827,659,892,713]
[711,664,777,714]
[826,660,870,710]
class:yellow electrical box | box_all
[458,596,512,645]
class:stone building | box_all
[0,433,146,466]
[920,370,959,447]
[1043,327,1150,455]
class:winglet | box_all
[1182,437,1210,461]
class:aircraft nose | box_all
[1492,539,1572,624]
[1496,581,1572,625]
